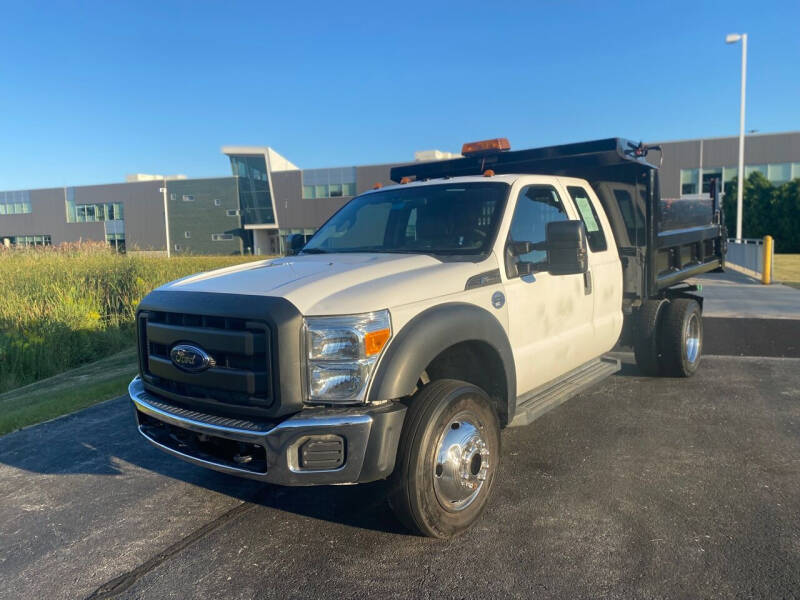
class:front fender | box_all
[368,302,516,421]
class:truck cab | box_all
[129,137,725,538]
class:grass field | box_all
[0,243,264,393]
[0,348,137,435]
[774,254,800,289]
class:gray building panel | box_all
[166,178,241,255]
[655,140,701,198]
[0,187,105,245]
[70,180,165,250]
[355,164,397,195]
[655,132,800,197]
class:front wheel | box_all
[387,379,500,538]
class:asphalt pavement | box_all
[2,345,800,599]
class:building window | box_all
[184,231,191,239]
[182,195,195,202]
[226,209,240,217]
[278,228,317,254]
[680,169,699,195]
[767,163,792,184]
[7,234,51,247]
[745,165,767,178]
[174,243,182,251]
[66,201,124,223]
[213,198,222,206]
[0,190,32,215]
[302,167,357,199]
[228,154,275,225]
[105,232,125,252]
[170,193,177,201]
[211,233,234,241]
[701,168,722,194]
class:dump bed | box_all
[390,137,726,309]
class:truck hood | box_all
[161,253,495,315]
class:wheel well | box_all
[421,341,509,427]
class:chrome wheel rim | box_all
[685,313,700,364]
[432,411,490,512]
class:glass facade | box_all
[681,162,800,194]
[65,188,124,223]
[229,154,275,225]
[302,167,357,199]
[7,234,51,246]
[0,190,32,215]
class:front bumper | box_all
[129,377,406,485]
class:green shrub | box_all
[0,243,262,392]
[723,174,800,252]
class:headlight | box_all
[303,310,392,404]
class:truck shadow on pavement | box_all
[0,396,411,534]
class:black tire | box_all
[387,379,500,538]
[633,299,667,376]
[660,298,703,377]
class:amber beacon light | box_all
[461,137,511,157]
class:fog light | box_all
[298,435,345,470]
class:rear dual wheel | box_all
[388,379,500,538]
[633,298,702,377]
[661,298,702,377]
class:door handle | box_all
[583,270,592,295]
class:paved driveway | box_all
[2,353,800,599]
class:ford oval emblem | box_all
[492,291,505,309]
[170,344,215,373]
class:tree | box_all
[722,173,800,252]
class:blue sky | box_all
[1,0,798,190]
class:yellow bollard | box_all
[762,235,774,285]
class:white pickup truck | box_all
[129,138,726,537]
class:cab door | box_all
[502,182,595,396]
[561,180,623,354]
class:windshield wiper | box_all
[300,248,328,254]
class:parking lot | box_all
[2,346,800,600]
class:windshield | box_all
[302,182,509,256]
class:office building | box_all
[2,132,798,254]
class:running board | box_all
[508,356,620,428]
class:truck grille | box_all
[138,310,273,412]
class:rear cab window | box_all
[567,185,608,252]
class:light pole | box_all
[726,32,747,241]
[160,181,171,257]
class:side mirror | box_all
[545,220,588,275]
[286,233,305,256]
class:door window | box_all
[506,185,568,277]
[613,188,645,246]
[567,186,607,252]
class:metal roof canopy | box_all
[390,137,659,184]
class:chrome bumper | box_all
[129,377,406,485]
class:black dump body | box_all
[391,138,726,309]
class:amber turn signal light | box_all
[364,328,391,356]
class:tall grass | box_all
[0,242,262,393]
